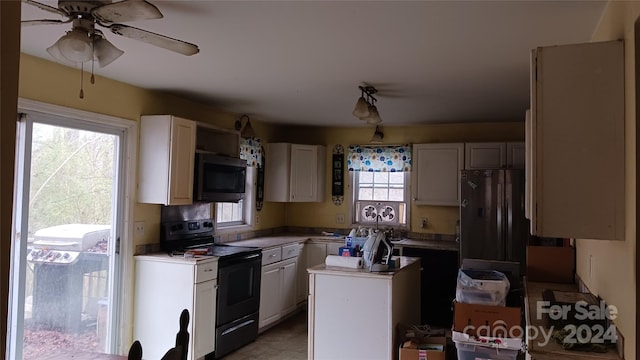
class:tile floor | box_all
[223,310,308,360]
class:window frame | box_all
[11,98,137,356]
[214,166,256,233]
[350,170,410,229]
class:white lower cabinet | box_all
[259,246,299,330]
[134,255,218,360]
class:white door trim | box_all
[16,98,138,354]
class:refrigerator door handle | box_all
[496,183,505,259]
[506,182,514,261]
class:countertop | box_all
[525,280,622,360]
[307,256,420,279]
[227,234,459,252]
[135,253,219,264]
[391,238,459,252]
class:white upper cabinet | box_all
[265,143,326,202]
[138,115,196,205]
[529,40,624,240]
[506,142,525,169]
[412,143,464,206]
[464,142,524,169]
[464,142,505,169]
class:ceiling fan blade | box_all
[21,19,72,26]
[93,0,163,24]
[108,24,199,56]
[22,0,68,18]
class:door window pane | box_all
[13,120,120,359]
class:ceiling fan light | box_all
[352,96,370,119]
[46,40,77,65]
[94,37,124,67]
[58,29,93,62]
[365,105,382,124]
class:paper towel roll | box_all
[325,255,363,269]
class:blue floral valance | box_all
[347,144,411,172]
[240,137,263,168]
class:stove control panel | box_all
[27,249,80,264]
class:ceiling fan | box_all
[22,0,200,68]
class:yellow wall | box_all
[18,54,286,247]
[575,2,638,359]
[272,123,524,233]
[19,54,523,240]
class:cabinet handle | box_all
[204,268,213,272]
[270,254,277,257]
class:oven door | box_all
[216,252,262,326]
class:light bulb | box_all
[58,29,92,63]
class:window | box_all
[216,200,244,226]
[216,137,262,231]
[347,144,412,228]
[215,167,256,231]
[353,171,409,227]
[9,100,137,359]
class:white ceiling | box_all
[20,0,607,127]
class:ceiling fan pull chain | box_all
[79,63,84,99]
[91,59,96,85]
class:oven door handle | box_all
[220,318,257,336]
[219,252,261,267]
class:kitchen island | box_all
[307,256,420,360]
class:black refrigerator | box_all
[459,169,528,273]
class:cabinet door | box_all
[506,142,525,169]
[264,143,291,202]
[413,143,464,206]
[290,144,318,202]
[193,279,217,358]
[306,243,327,269]
[281,258,298,315]
[531,41,624,239]
[464,142,506,169]
[168,117,196,205]
[296,244,308,303]
[326,242,342,256]
[259,262,282,328]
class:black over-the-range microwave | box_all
[193,152,247,202]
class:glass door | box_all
[9,110,126,359]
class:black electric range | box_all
[160,219,260,259]
[160,219,262,358]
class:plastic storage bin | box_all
[456,269,510,306]
[455,342,519,360]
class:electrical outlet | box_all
[256,215,260,225]
[134,221,145,237]
[421,218,428,228]
[336,214,345,224]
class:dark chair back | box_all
[127,340,142,360]
[128,309,190,360]
[161,309,190,360]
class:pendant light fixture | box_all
[240,114,256,138]
[370,126,384,144]
[352,85,383,124]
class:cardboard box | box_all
[453,301,522,338]
[526,245,575,283]
[399,336,447,360]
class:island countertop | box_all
[307,256,420,279]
